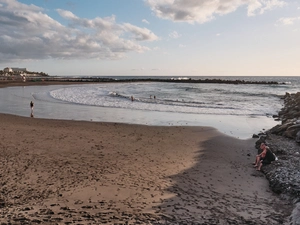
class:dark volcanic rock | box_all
[256,92,300,224]
[259,132,300,203]
[0,199,6,208]
[30,76,281,85]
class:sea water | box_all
[0,76,299,139]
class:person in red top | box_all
[254,143,268,170]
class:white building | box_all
[3,67,13,73]
[11,67,27,73]
[3,67,27,73]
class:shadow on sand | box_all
[155,134,292,225]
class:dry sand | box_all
[0,112,292,224]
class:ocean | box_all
[0,76,299,139]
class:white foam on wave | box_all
[48,84,279,116]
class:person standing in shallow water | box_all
[30,101,34,117]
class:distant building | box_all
[3,67,13,73]
[11,67,27,73]
[3,67,27,73]
[1,67,47,77]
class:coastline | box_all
[1,79,297,224]
[0,80,96,88]
[0,113,292,224]
[0,80,279,140]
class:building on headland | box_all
[3,67,27,75]
[1,67,48,78]
[1,67,47,82]
[3,67,13,73]
[11,67,27,73]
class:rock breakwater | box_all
[15,76,281,85]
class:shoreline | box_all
[0,80,96,88]
[0,113,292,224]
[0,80,279,140]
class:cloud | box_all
[142,19,150,24]
[276,17,300,25]
[169,31,181,39]
[178,44,186,48]
[0,0,158,63]
[146,0,286,24]
[122,23,158,41]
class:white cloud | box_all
[169,31,181,39]
[178,44,186,48]
[146,0,286,24]
[0,0,158,62]
[142,19,150,24]
[276,17,300,25]
[216,33,221,36]
[57,9,77,20]
[122,23,158,41]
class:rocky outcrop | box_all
[258,134,300,202]
[254,92,300,224]
[270,92,300,142]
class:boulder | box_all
[296,131,300,143]
[284,124,300,139]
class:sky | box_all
[0,0,299,76]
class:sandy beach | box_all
[0,80,293,224]
[0,110,292,224]
[1,0,299,221]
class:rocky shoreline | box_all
[255,92,300,224]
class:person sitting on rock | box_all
[255,143,276,171]
[256,147,269,171]
[257,146,276,171]
[253,143,267,170]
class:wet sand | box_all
[0,112,292,224]
[0,80,91,88]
